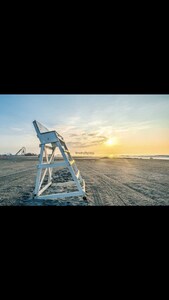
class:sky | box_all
[0,95,169,156]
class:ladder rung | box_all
[70,160,75,165]
[38,161,67,168]
[59,137,64,142]
[59,139,66,146]
[76,170,80,179]
[57,135,64,142]
[56,132,64,141]
[64,150,70,153]
[45,145,54,150]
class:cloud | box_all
[49,122,114,150]
[10,127,23,132]
[67,133,107,148]
[68,116,81,124]
[70,133,78,137]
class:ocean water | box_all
[119,155,169,160]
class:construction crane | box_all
[15,147,26,155]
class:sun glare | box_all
[105,137,118,146]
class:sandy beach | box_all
[0,156,169,206]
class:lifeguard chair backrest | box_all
[33,120,49,135]
[33,120,58,144]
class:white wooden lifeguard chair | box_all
[33,120,86,201]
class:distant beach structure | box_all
[15,147,26,155]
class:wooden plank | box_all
[38,162,67,169]
[36,190,85,200]
[38,181,52,196]
[76,170,80,179]
[45,145,54,150]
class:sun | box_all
[106,139,114,145]
[105,137,118,146]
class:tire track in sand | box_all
[82,165,156,206]
[83,171,127,206]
